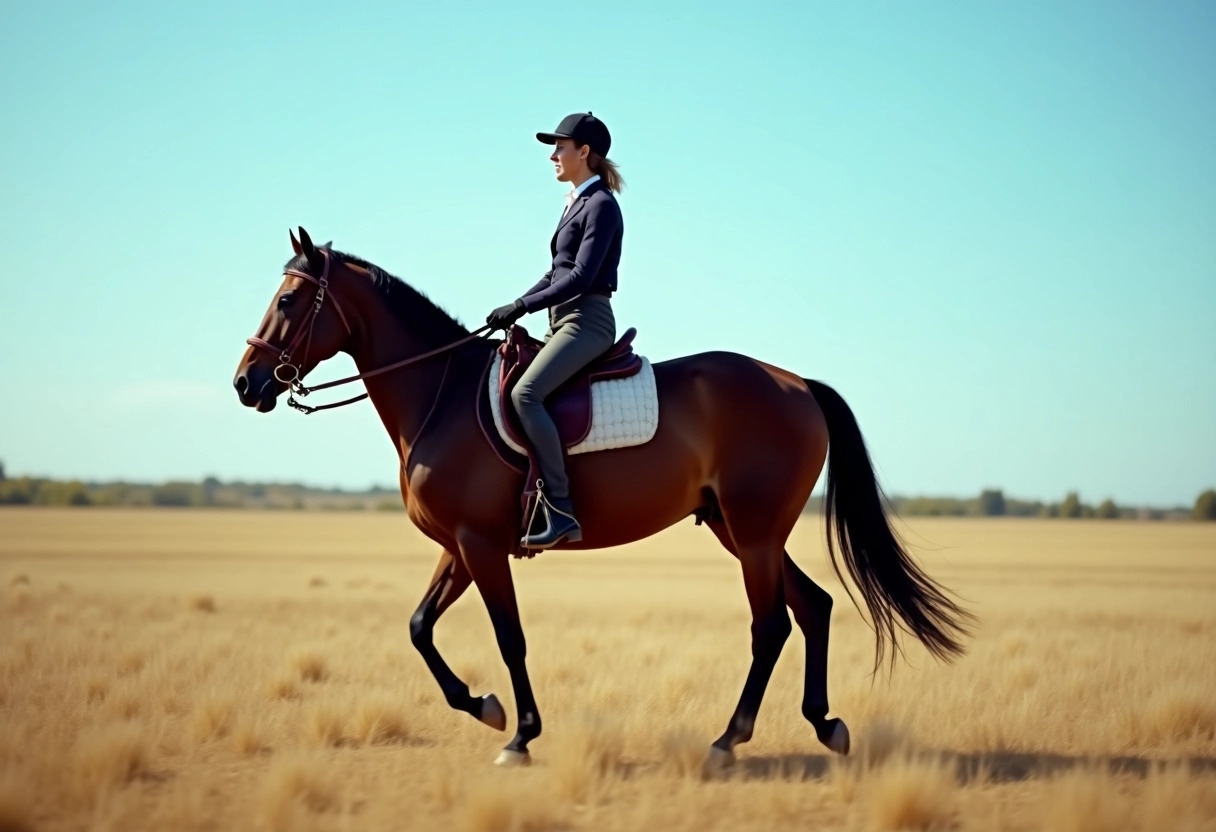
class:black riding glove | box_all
[486,299,526,330]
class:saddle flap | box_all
[549,375,593,446]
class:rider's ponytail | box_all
[587,151,624,193]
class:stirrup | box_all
[521,481,582,549]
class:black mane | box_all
[284,249,469,345]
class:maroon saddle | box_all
[497,324,643,450]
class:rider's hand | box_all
[486,299,526,330]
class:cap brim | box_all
[536,132,569,145]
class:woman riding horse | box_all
[485,112,625,550]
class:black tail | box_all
[806,379,976,673]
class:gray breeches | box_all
[510,294,616,499]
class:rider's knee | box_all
[511,381,540,410]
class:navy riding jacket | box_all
[519,179,622,313]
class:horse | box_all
[232,227,975,769]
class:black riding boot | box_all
[522,492,582,549]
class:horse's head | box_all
[233,227,351,412]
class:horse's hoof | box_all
[704,746,735,775]
[494,749,531,767]
[478,694,507,731]
[821,718,850,756]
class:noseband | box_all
[245,249,491,414]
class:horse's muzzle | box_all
[234,366,278,412]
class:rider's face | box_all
[550,139,588,184]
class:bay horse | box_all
[233,227,975,768]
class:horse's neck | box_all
[348,300,475,462]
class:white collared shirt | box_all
[563,174,601,215]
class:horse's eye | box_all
[277,293,294,309]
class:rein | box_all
[246,249,494,414]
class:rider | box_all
[486,111,625,549]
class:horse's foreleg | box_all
[459,533,541,766]
[409,549,506,731]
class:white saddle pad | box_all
[488,352,660,456]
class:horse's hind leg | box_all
[409,549,506,731]
[783,552,850,754]
[706,522,849,756]
[703,515,792,768]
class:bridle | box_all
[245,249,492,414]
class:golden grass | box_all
[1122,685,1216,745]
[547,712,627,801]
[866,753,957,830]
[659,727,710,779]
[457,776,562,832]
[1,509,1214,831]
[259,754,339,831]
[289,647,329,683]
[191,692,236,742]
[1039,766,1130,832]
[5,585,31,612]
[0,768,35,832]
[231,713,268,756]
[265,670,301,701]
[184,593,215,613]
[1139,763,1216,832]
[302,698,345,747]
[348,695,412,745]
[72,721,151,800]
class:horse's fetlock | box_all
[518,710,542,741]
[802,702,828,726]
[733,715,755,744]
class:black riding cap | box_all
[536,112,611,158]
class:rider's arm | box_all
[520,199,620,313]
[519,269,554,300]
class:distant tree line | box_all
[1,461,1213,521]
[809,487,1208,522]
[0,466,402,512]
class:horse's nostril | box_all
[234,374,249,396]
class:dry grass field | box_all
[1,508,1214,831]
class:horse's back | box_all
[651,349,827,454]
[653,349,821,406]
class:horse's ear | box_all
[297,227,314,256]
[289,229,302,255]
[297,226,319,265]
[297,227,326,272]
[321,240,333,250]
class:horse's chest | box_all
[402,475,454,542]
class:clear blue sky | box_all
[1,1,1213,507]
